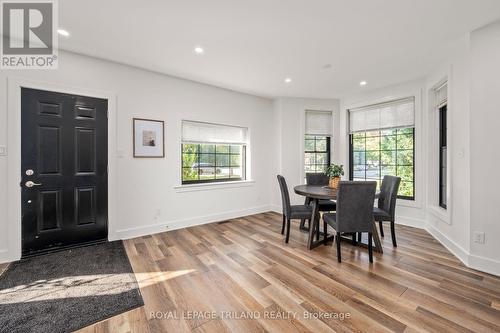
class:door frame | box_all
[6,77,118,262]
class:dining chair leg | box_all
[285,219,291,243]
[323,220,327,243]
[281,215,285,235]
[351,233,357,245]
[357,232,362,243]
[368,232,373,263]
[390,221,397,247]
[378,221,384,237]
[336,233,342,263]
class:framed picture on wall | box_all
[133,118,165,158]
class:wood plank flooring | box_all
[71,212,500,332]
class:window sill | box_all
[174,180,255,192]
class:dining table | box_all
[294,184,383,252]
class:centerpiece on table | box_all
[325,164,344,189]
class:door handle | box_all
[25,181,42,188]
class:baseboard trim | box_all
[425,222,470,266]
[468,254,500,277]
[0,249,11,264]
[395,216,425,229]
[114,205,272,240]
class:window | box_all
[181,121,247,184]
[439,105,447,208]
[304,110,333,175]
[348,97,415,199]
[305,136,331,173]
[436,82,448,208]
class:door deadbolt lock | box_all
[25,169,34,176]
[25,181,42,188]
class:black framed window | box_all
[305,135,331,173]
[182,143,246,184]
[439,105,447,208]
[349,127,415,200]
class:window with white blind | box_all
[435,82,448,208]
[181,120,248,184]
[349,97,415,199]
[304,110,333,174]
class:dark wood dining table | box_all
[294,184,383,253]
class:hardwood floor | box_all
[74,211,500,333]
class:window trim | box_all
[348,128,415,200]
[181,143,247,185]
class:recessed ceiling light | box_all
[359,81,367,86]
[194,47,204,54]
[323,64,333,69]
[57,29,70,37]
[284,77,292,83]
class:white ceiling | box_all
[59,0,500,98]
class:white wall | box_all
[0,51,274,263]
[469,20,500,273]
[272,97,340,209]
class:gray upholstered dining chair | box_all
[323,181,377,263]
[374,175,401,247]
[300,173,337,230]
[277,175,313,243]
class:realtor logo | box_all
[1,0,58,69]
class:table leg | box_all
[307,199,319,250]
[372,219,384,254]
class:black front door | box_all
[21,88,108,256]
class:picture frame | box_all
[133,118,165,158]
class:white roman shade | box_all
[349,97,415,133]
[182,120,248,144]
[305,110,333,136]
[435,82,447,108]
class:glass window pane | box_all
[216,167,230,179]
[352,151,365,165]
[366,151,380,166]
[365,136,380,151]
[366,165,380,180]
[352,132,365,140]
[230,154,241,166]
[397,134,413,150]
[182,167,198,181]
[380,129,397,136]
[182,153,198,167]
[316,153,328,165]
[381,165,396,176]
[398,127,414,135]
[199,154,215,164]
[216,154,230,167]
[305,164,315,172]
[381,150,396,165]
[200,144,215,153]
[380,135,396,150]
[304,139,315,151]
[230,167,242,178]
[199,168,216,179]
[399,181,414,197]
[397,165,413,181]
[352,138,365,151]
[305,153,315,165]
[353,165,366,179]
[230,145,242,154]
[316,139,327,151]
[397,150,413,165]
[182,144,199,153]
[216,145,230,153]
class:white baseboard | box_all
[425,223,470,265]
[113,205,272,240]
[395,216,425,229]
[468,254,500,277]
